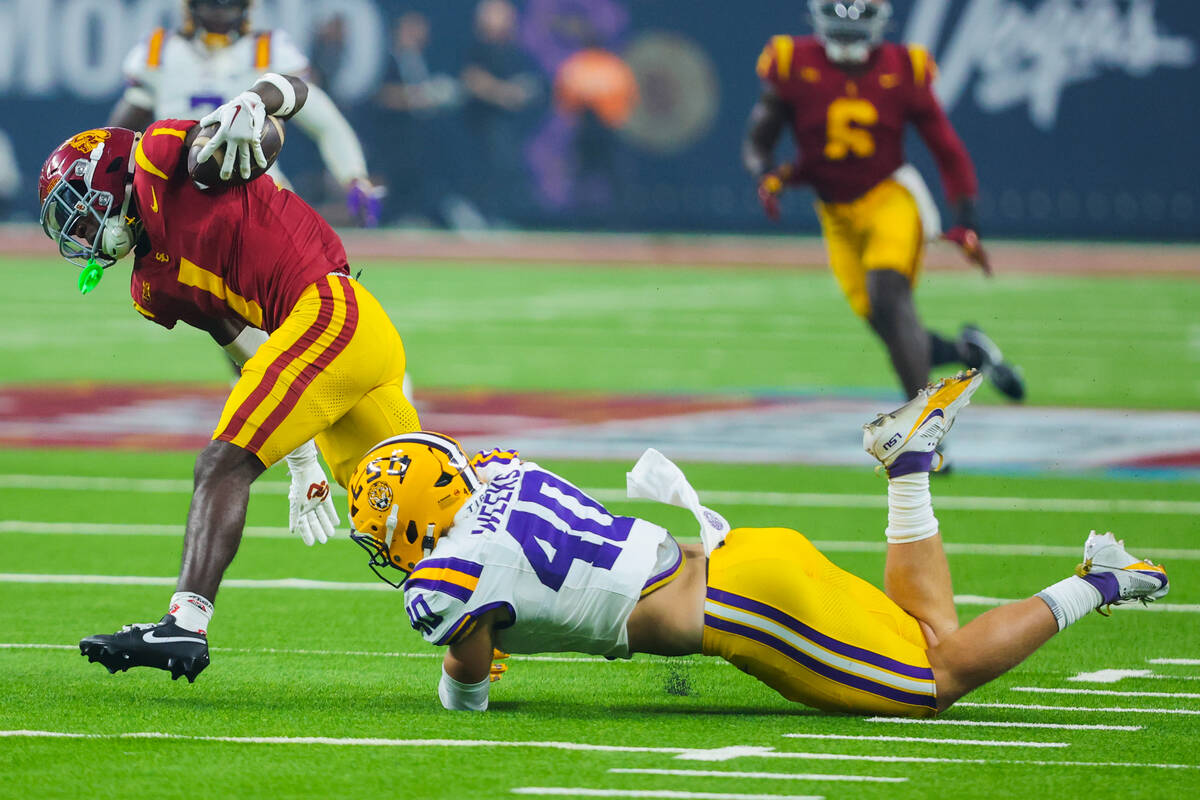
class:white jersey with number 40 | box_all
[121,28,309,120]
[402,456,683,658]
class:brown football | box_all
[187,115,285,188]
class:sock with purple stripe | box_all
[1036,576,1103,631]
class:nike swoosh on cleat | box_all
[142,631,206,645]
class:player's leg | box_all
[175,440,265,601]
[863,371,984,641]
[312,279,420,487]
[928,532,1168,709]
[860,181,931,399]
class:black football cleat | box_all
[79,614,209,683]
[960,324,1026,401]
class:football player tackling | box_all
[39,74,419,682]
[348,371,1167,715]
[744,1,1024,404]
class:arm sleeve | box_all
[907,46,977,203]
[289,83,369,187]
[120,32,161,109]
[438,666,490,711]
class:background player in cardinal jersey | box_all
[343,378,1167,714]
[744,0,1024,406]
[39,74,420,682]
[109,0,384,225]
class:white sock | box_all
[169,592,214,634]
[885,472,939,544]
[1036,576,1102,631]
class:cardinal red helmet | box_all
[38,127,140,269]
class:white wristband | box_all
[438,666,490,711]
[285,439,319,468]
[222,326,269,367]
[257,72,296,116]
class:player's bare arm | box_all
[444,607,507,684]
[742,88,791,180]
[743,88,795,220]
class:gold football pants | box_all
[214,273,420,487]
[702,527,938,717]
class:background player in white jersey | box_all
[346,374,1169,715]
[108,0,383,225]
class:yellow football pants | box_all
[702,527,938,717]
[816,179,925,319]
[214,273,420,487]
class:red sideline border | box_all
[3,223,1197,275]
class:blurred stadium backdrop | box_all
[0,0,1197,238]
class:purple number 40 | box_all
[506,470,633,591]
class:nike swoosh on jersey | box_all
[150,186,159,213]
[142,630,206,645]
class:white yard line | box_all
[0,641,708,666]
[954,701,1200,716]
[1012,687,1200,700]
[3,730,1196,770]
[3,575,1199,616]
[608,769,904,784]
[780,733,1065,748]
[512,790,822,800]
[3,473,1198,516]
[5,522,1200,565]
[1148,658,1200,666]
[864,717,1140,731]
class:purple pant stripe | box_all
[707,587,935,681]
[705,614,937,709]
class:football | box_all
[187,115,285,188]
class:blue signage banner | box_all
[0,0,1195,239]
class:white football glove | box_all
[197,90,268,180]
[285,440,339,546]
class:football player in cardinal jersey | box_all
[109,0,384,225]
[744,1,1024,406]
[41,75,420,682]
[346,377,1167,715]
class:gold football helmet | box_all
[348,432,483,587]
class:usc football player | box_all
[41,75,419,682]
[743,0,1024,405]
[109,0,383,225]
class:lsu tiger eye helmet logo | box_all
[367,482,393,512]
[67,130,112,154]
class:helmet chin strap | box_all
[98,182,138,262]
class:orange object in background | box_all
[554,49,639,128]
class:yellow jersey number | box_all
[824,98,878,160]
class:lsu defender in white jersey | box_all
[109,1,379,219]
[348,436,685,659]
[407,456,682,657]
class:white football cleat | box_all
[863,370,983,477]
[1076,530,1169,612]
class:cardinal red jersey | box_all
[128,119,348,333]
[756,37,977,205]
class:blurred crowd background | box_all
[0,0,1196,239]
